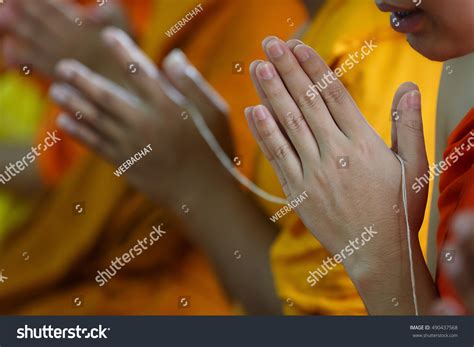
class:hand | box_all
[432,211,474,315]
[0,0,128,79]
[246,37,435,313]
[47,30,284,314]
[49,28,232,210]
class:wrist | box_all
[169,149,239,214]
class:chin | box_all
[406,34,453,61]
[407,33,474,61]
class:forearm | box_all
[173,161,282,314]
[350,234,439,315]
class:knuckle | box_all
[274,143,292,161]
[324,84,347,105]
[284,111,306,131]
[307,60,327,77]
[296,93,320,111]
[259,122,276,139]
[97,88,113,105]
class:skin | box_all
[247,37,437,314]
[377,0,474,313]
[1,0,326,314]
[375,0,474,61]
[246,1,474,314]
[50,28,282,314]
[0,0,130,194]
[0,0,128,81]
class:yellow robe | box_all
[254,0,442,315]
[0,71,46,238]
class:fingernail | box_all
[256,62,274,80]
[102,27,130,47]
[244,106,253,117]
[262,36,278,50]
[50,85,68,103]
[294,44,310,62]
[287,39,303,45]
[166,49,188,76]
[254,106,267,120]
[57,114,75,133]
[57,61,77,80]
[407,90,421,109]
[168,49,187,66]
[266,39,284,58]
[102,28,119,46]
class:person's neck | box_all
[303,0,326,18]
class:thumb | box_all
[392,85,430,233]
[393,86,428,168]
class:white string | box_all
[186,100,418,314]
[394,153,419,316]
[185,102,288,205]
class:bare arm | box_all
[172,159,282,314]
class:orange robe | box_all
[436,108,474,312]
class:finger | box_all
[250,60,276,114]
[263,38,339,145]
[101,27,179,111]
[255,61,320,162]
[1,2,38,44]
[245,106,291,197]
[50,83,126,144]
[86,1,129,33]
[390,82,419,152]
[56,59,141,127]
[251,105,303,186]
[163,49,229,118]
[56,113,117,161]
[15,0,64,45]
[0,2,16,34]
[394,88,427,165]
[292,43,368,137]
[2,37,54,76]
[25,0,78,26]
[286,39,303,51]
